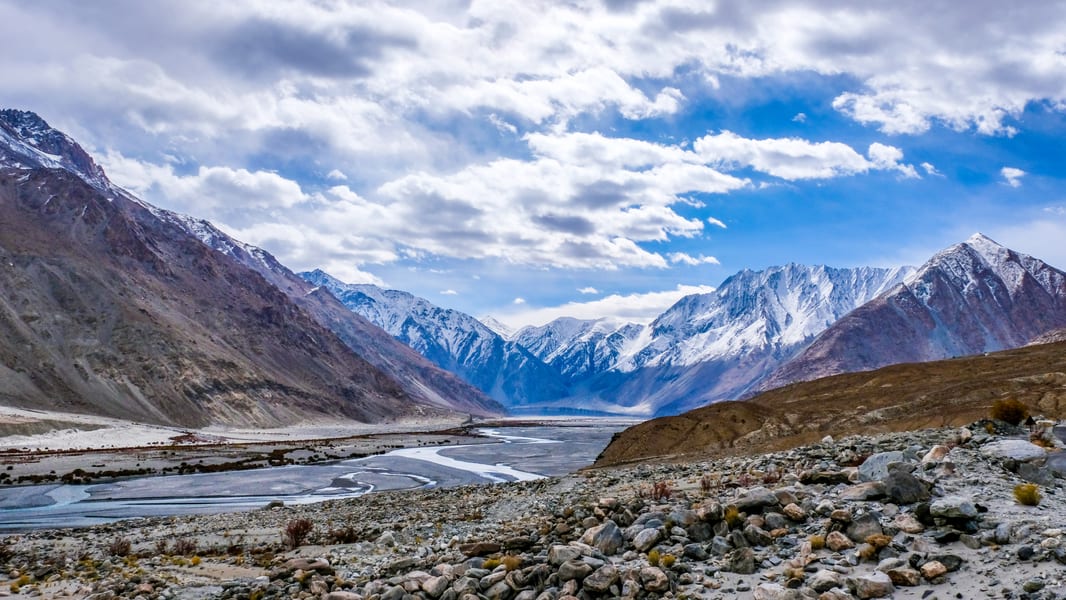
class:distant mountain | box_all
[762,234,1066,390]
[518,264,912,416]
[301,270,569,408]
[0,109,488,427]
[513,317,645,382]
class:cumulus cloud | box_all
[668,253,720,266]
[694,131,916,180]
[921,162,942,177]
[1001,167,1027,188]
[440,289,458,295]
[500,284,717,327]
[578,287,600,294]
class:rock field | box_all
[2,420,1065,600]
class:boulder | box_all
[632,528,660,552]
[858,451,906,481]
[580,520,623,555]
[735,487,780,512]
[929,496,977,519]
[582,565,618,593]
[722,547,756,574]
[981,440,1046,461]
[847,571,895,599]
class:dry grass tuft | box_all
[990,398,1029,425]
[1014,483,1042,506]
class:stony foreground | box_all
[2,421,1065,599]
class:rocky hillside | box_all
[762,234,1066,391]
[596,339,1066,467]
[0,109,467,427]
[4,423,1065,599]
[163,214,503,417]
[302,270,569,409]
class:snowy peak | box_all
[0,109,110,191]
[479,316,517,339]
[514,317,645,381]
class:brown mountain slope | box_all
[594,340,1066,467]
[0,111,460,428]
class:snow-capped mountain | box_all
[512,264,913,416]
[762,233,1066,390]
[301,270,570,408]
[513,317,645,382]
[0,109,482,426]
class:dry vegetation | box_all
[595,340,1066,467]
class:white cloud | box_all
[500,284,717,328]
[326,169,347,181]
[512,297,526,305]
[668,253,720,266]
[694,131,916,180]
[577,287,600,294]
[1001,167,1027,188]
[440,289,458,295]
[792,112,807,123]
[706,217,728,229]
[921,162,942,177]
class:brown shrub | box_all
[990,399,1028,425]
[107,538,132,557]
[1014,483,1041,506]
[284,518,314,549]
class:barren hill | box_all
[595,339,1066,467]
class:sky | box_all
[2,0,1065,328]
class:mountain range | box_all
[3,107,1066,426]
[0,109,501,427]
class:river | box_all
[0,422,630,531]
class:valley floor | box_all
[1,424,1065,599]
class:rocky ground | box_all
[1,421,1065,599]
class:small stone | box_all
[821,435,834,444]
[735,487,780,513]
[847,571,895,599]
[582,565,618,593]
[753,582,802,599]
[994,522,1012,545]
[743,524,773,547]
[422,576,450,599]
[1022,578,1046,593]
[929,496,977,519]
[722,547,756,574]
[460,542,502,557]
[882,469,929,504]
[858,451,906,481]
[921,445,950,464]
[325,592,364,600]
[639,566,670,592]
[845,512,883,543]
[840,482,886,501]
[782,503,807,521]
[1017,545,1035,560]
[893,513,924,534]
[558,560,592,582]
[580,520,623,555]
[886,567,921,586]
[919,561,946,580]
[683,543,708,560]
[548,545,583,566]
[826,531,855,552]
[632,528,660,552]
[808,569,842,593]
[830,509,852,523]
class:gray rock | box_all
[735,487,779,512]
[580,520,623,555]
[847,571,895,599]
[484,580,513,600]
[683,543,708,561]
[981,439,1047,461]
[548,545,582,566]
[709,536,732,556]
[423,576,451,599]
[1016,462,1055,486]
[809,569,842,593]
[846,512,883,543]
[840,481,886,501]
[743,524,773,547]
[639,566,670,593]
[752,583,802,600]
[582,565,618,593]
[632,528,660,552]
[557,560,592,582]
[929,496,978,519]
[1023,577,1046,593]
[858,451,906,481]
[882,467,929,504]
[722,547,756,574]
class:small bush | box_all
[647,549,660,566]
[865,533,892,549]
[107,538,132,557]
[284,518,314,549]
[328,526,360,545]
[154,539,169,556]
[482,558,501,570]
[699,474,716,494]
[651,481,672,501]
[723,505,743,528]
[660,553,676,568]
[1014,483,1042,506]
[991,399,1028,425]
[190,555,201,566]
[809,534,825,550]
[501,555,522,571]
[173,538,197,556]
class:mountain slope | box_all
[526,264,912,416]
[161,215,503,417]
[301,270,569,409]
[595,338,1066,467]
[762,234,1066,390]
[513,317,645,382]
[0,109,457,427]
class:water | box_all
[0,423,629,531]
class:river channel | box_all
[0,422,630,531]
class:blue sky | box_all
[2,1,1064,327]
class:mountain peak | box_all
[0,108,110,190]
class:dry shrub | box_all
[647,549,661,566]
[990,399,1028,425]
[809,534,825,550]
[482,558,501,570]
[1014,483,1042,506]
[173,538,198,556]
[724,505,743,528]
[660,553,676,568]
[652,481,672,501]
[107,538,131,557]
[328,526,360,545]
[284,518,314,549]
[501,555,522,571]
[865,534,892,549]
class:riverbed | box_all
[0,422,629,531]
